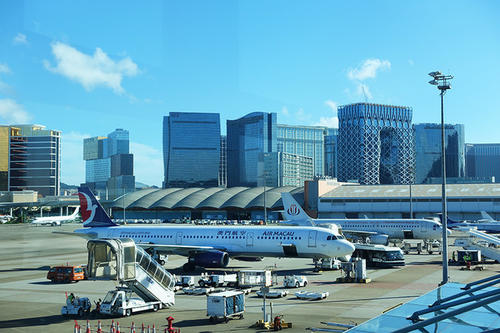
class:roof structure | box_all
[322,183,500,199]
[111,186,303,210]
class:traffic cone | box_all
[86,320,91,333]
[110,320,115,333]
[147,325,150,333]
[74,320,79,333]
[116,321,121,333]
[152,324,156,333]
[130,322,135,333]
[97,320,103,333]
[141,323,145,333]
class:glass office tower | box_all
[227,112,277,187]
[163,112,220,188]
[260,152,314,187]
[9,124,61,196]
[324,128,338,178]
[414,123,465,184]
[338,103,414,185]
[83,129,134,199]
[218,135,227,187]
[465,143,500,182]
[277,124,330,177]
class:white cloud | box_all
[315,116,338,128]
[13,33,27,45]
[347,58,391,81]
[325,100,338,112]
[408,59,415,66]
[44,42,139,94]
[130,142,163,187]
[356,83,373,100]
[61,131,89,186]
[281,106,289,116]
[0,99,32,123]
[0,63,10,73]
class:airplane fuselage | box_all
[319,219,445,240]
[75,225,355,259]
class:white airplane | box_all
[73,187,355,271]
[31,207,80,226]
[281,193,450,245]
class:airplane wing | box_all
[136,243,225,256]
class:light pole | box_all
[428,71,453,285]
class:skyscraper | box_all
[324,128,338,178]
[260,152,314,187]
[465,143,500,182]
[83,129,134,199]
[219,135,227,187]
[414,123,465,184]
[277,124,330,177]
[338,103,414,185]
[227,112,277,187]
[163,112,220,188]
[8,124,61,196]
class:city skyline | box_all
[1,1,500,186]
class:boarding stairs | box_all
[454,228,500,262]
[86,238,175,307]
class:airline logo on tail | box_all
[77,187,117,227]
[78,192,97,224]
[287,204,301,216]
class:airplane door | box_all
[308,231,317,247]
[176,232,183,245]
[246,233,254,247]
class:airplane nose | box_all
[342,241,355,255]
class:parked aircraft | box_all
[73,187,355,271]
[281,192,449,245]
[445,215,500,234]
[31,207,80,226]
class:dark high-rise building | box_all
[466,143,500,182]
[163,112,220,188]
[324,128,338,178]
[219,135,227,187]
[227,112,277,187]
[338,103,414,185]
[414,123,465,184]
[9,124,61,196]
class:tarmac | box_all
[0,223,498,333]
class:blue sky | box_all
[1,1,499,187]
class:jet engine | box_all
[190,250,230,268]
[367,234,389,245]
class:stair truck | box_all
[87,238,176,317]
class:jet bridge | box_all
[87,238,175,307]
[454,228,500,263]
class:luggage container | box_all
[207,290,244,323]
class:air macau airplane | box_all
[74,187,355,271]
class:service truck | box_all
[99,288,162,317]
[199,273,238,287]
[283,275,308,288]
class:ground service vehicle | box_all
[99,288,162,317]
[283,275,308,288]
[47,265,85,283]
[352,243,405,267]
[61,297,91,317]
[199,273,238,287]
[207,291,245,323]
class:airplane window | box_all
[327,236,331,240]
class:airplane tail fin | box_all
[70,206,80,217]
[480,211,494,222]
[281,192,312,224]
[78,187,117,227]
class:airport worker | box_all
[68,292,75,304]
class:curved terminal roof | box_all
[110,186,304,210]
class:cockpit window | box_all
[327,236,332,240]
